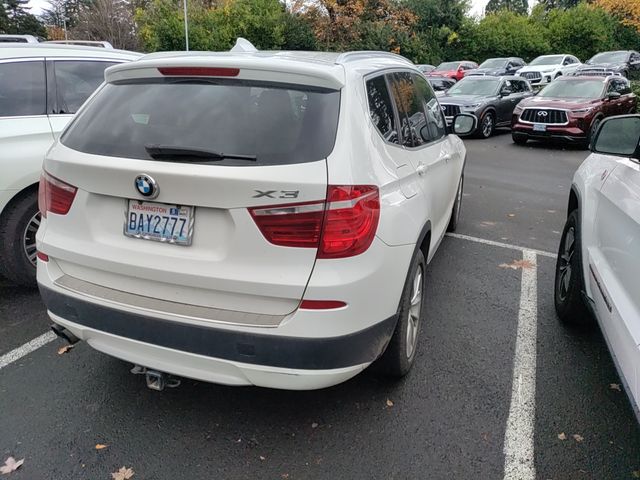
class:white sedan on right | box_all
[516,54,581,86]
[554,114,640,419]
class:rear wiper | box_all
[144,145,257,162]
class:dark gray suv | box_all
[438,76,533,138]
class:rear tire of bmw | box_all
[376,250,426,377]
[512,132,528,145]
[447,175,463,232]
[0,190,39,287]
[554,210,591,325]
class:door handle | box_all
[416,163,428,176]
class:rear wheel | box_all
[512,132,528,145]
[0,190,39,287]
[376,249,426,377]
[554,210,591,325]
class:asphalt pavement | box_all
[1,132,639,480]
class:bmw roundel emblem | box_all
[135,174,159,199]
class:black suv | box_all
[574,51,640,79]
[467,57,526,77]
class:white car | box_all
[516,54,581,86]
[0,44,140,285]
[37,40,475,390]
[554,114,640,418]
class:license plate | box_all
[124,200,194,245]
[533,123,547,132]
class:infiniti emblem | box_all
[135,174,159,199]
[441,105,447,111]
[537,111,548,117]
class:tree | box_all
[71,0,138,49]
[457,10,548,61]
[594,0,640,33]
[485,0,528,15]
[536,0,580,10]
[546,3,616,60]
[0,2,8,33]
[3,0,46,36]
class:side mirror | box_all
[607,91,622,100]
[451,113,477,136]
[592,115,640,156]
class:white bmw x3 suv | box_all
[37,42,475,390]
[555,114,640,418]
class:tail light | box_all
[249,185,380,259]
[38,171,77,218]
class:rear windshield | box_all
[61,79,341,166]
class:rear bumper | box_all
[39,283,397,389]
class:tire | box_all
[554,210,591,325]
[477,111,495,139]
[0,190,39,287]
[512,132,528,145]
[554,72,562,79]
[376,249,427,377]
[588,117,602,148]
[447,175,463,232]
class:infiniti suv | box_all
[37,41,474,390]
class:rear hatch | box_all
[41,59,343,323]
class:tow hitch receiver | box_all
[130,365,181,391]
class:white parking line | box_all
[0,331,56,370]
[446,232,555,258]
[502,250,538,480]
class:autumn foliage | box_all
[594,0,640,32]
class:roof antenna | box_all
[230,38,258,53]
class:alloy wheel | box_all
[22,212,40,267]
[482,114,493,138]
[406,266,423,359]
[557,226,575,302]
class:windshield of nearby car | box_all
[529,55,564,66]
[588,51,628,64]
[447,77,500,96]
[434,62,460,71]
[479,59,507,69]
[537,79,604,99]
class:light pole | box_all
[183,0,189,51]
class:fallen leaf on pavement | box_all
[557,432,567,441]
[609,383,621,392]
[259,456,266,461]
[111,466,134,480]
[632,470,640,478]
[57,345,74,355]
[311,422,318,429]
[507,213,516,218]
[0,457,24,474]
[481,221,496,226]
[95,444,108,450]
[499,259,535,270]
[386,399,394,407]
[573,434,584,443]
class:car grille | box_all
[572,68,619,77]
[440,104,460,117]
[520,108,568,125]
[520,72,542,80]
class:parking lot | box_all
[1,131,639,479]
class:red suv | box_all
[511,76,637,146]
[427,61,478,82]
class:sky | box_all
[26,0,490,17]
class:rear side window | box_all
[61,79,341,166]
[366,75,398,144]
[53,60,117,114]
[0,61,46,117]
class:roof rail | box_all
[44,40,114,49]
[335,51,413,66]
